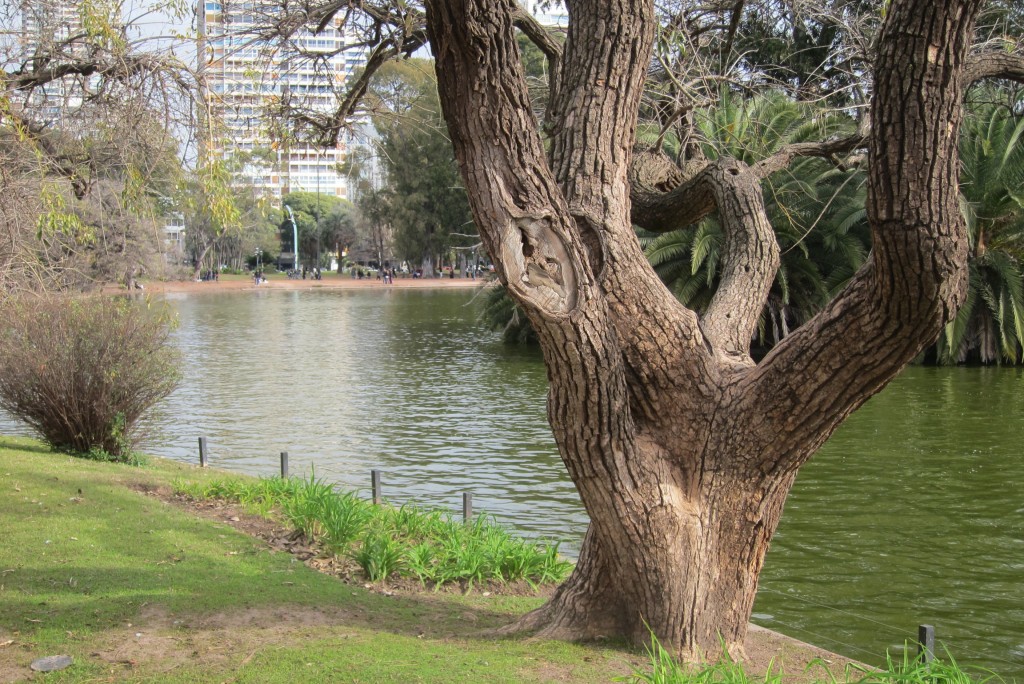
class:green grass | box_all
[620,632,1010,684]
[173,472,574,588]
[0,436,631,682]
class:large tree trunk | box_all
[425,0,980,661]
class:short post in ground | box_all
[198,437,208,467]
[371,469,382,505]
[918,624,935,665]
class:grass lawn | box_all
[0,436,635,683]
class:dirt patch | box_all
[85,618,366,681]
[0,636,28,684]
[743,624,861,680]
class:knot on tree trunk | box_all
[499,214,578,315]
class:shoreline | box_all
[133,274,489,295]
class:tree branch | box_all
[700,159,779,364]
[425,0,584,317]
[751,133,867,179]
[964,48,1024,85]
[737,0,983,475]
[628,150,716,233]
[244,0,428,146]
[296,33,428,146]
[511,1,564,107]
[6,52,185,92]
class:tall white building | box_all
[198,0,367,202]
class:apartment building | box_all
[197,0,367,202]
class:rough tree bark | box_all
[424,0,984,661]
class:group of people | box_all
[351,268,395,282]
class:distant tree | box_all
[320,203,359,271]
[180,159,243,280]
[353,187,393,269]
[278,191,352,270]
[365,59,475,275]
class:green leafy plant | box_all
[352,528,405,581]
[280,471,336,540]
[320,492,374,554]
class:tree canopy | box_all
[1,0,197,294]
[356,59,476,274]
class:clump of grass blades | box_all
[620,632,783,684]
[352,526,405,581]
[849,646,1008,684]
[387,511,573,589]
[620,631,1009,684]
[173,476,302,517]
[320,492,374,554]
[279,471,336,540]
[172,475,573,588]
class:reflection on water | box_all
[0,288,1020,677]
[149,288,590,549]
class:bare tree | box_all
[1,0,194,294]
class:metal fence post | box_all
[198,437,208,467]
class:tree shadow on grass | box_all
[0,562,546,643]
[0,435,53,454]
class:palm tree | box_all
[934,97,1024,363]
[478,280,538,344]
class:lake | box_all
[1,287,1020,677]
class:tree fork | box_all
[426,0,988,665]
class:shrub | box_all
[0,295,181,462]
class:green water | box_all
[1,287,1020,676]
[756,366,1024,676]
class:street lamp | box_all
[284,204,299,274]
[255,247,262,271]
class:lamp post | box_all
[255,247,262,272]
[284,204,298,274]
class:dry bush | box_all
[0,295,181,462]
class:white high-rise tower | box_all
[198,1,367,202]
